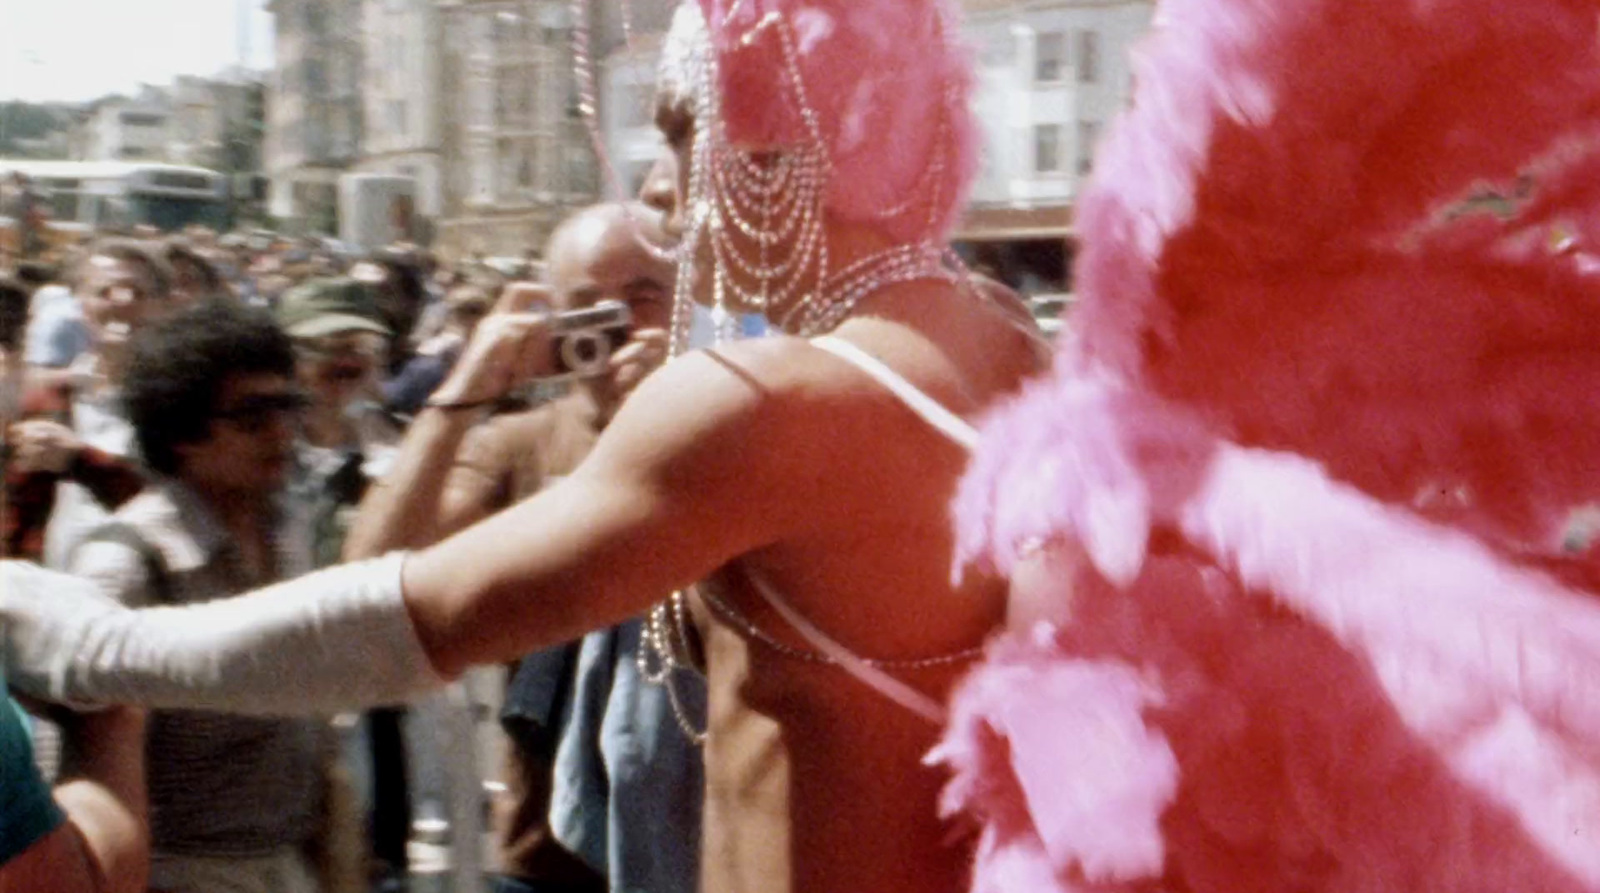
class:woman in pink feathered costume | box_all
[937,0,1600,890]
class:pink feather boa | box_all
[938,0,1600,889]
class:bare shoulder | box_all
[601,335,859,433]
[576,337,857,503]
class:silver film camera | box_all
[548,300,631,379]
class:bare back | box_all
[691,284,1042,893]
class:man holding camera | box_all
[343,201,701,893]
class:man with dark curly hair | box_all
[67,300,341,893]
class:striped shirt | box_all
[69,480,332,859]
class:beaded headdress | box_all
[643,0,981,350]
[580,1,984,739]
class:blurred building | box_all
[432,0,603,258]
[265,0,365,234]
[956,0,1153,297]
[68,76,265,174]
[595,9,671,202]
[74,89,172,162]
[168,74,268,174]
[355,0,446,227]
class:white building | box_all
[597,29,666,200]
[265,0,365,233]
[434,0,599,257]
[433,0,671,258]
[958,0,1153,293]
[168,76,225,167]
[76,92,172,162]
[580,0,1151,293]
[356,0,447,223]
[167,74,268,174]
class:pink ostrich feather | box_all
[940,0,1600,890]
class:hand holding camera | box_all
[427,282,633,411]
[428,282,555,409]
[597,326,669,407]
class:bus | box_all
[0,160,232,238]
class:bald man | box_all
[343,202,700,893]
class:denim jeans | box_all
[505,619,705,893]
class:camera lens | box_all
[560,331,608,377]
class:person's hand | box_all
[416,330,465,358]
[604,328,670,405]
[427,283,554,407]
[8,419,85,474]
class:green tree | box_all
[0,102,66,156]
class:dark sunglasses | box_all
[214,391,312,432]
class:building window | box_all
[120,112,165,128]
[494,10,530,53]
[496,76,534,129]
[309,110,332,158]
[1076,30,1100,84]
[388,100,408,138]
[624,83,657,127]
[1035,32,1066,82]
[390,37,406,82]
[305,60,328,94]
[513,75,535,128]
[564,145,596,194]
[1034,123,1062,173]
[979,30,1012,67]
[498,140,523,194]
[1077,120,1101,174]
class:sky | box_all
[0,0,276,103]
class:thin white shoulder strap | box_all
[745,571,949,724]
[736,335,987,724]
[810,335,980,451]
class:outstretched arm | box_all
[2,553,440,714]
[402,344,802,676]
[1,342,804,712]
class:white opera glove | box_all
[0,554,447,715]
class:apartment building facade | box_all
[265,0,365,233]
[959,0,1153,294]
